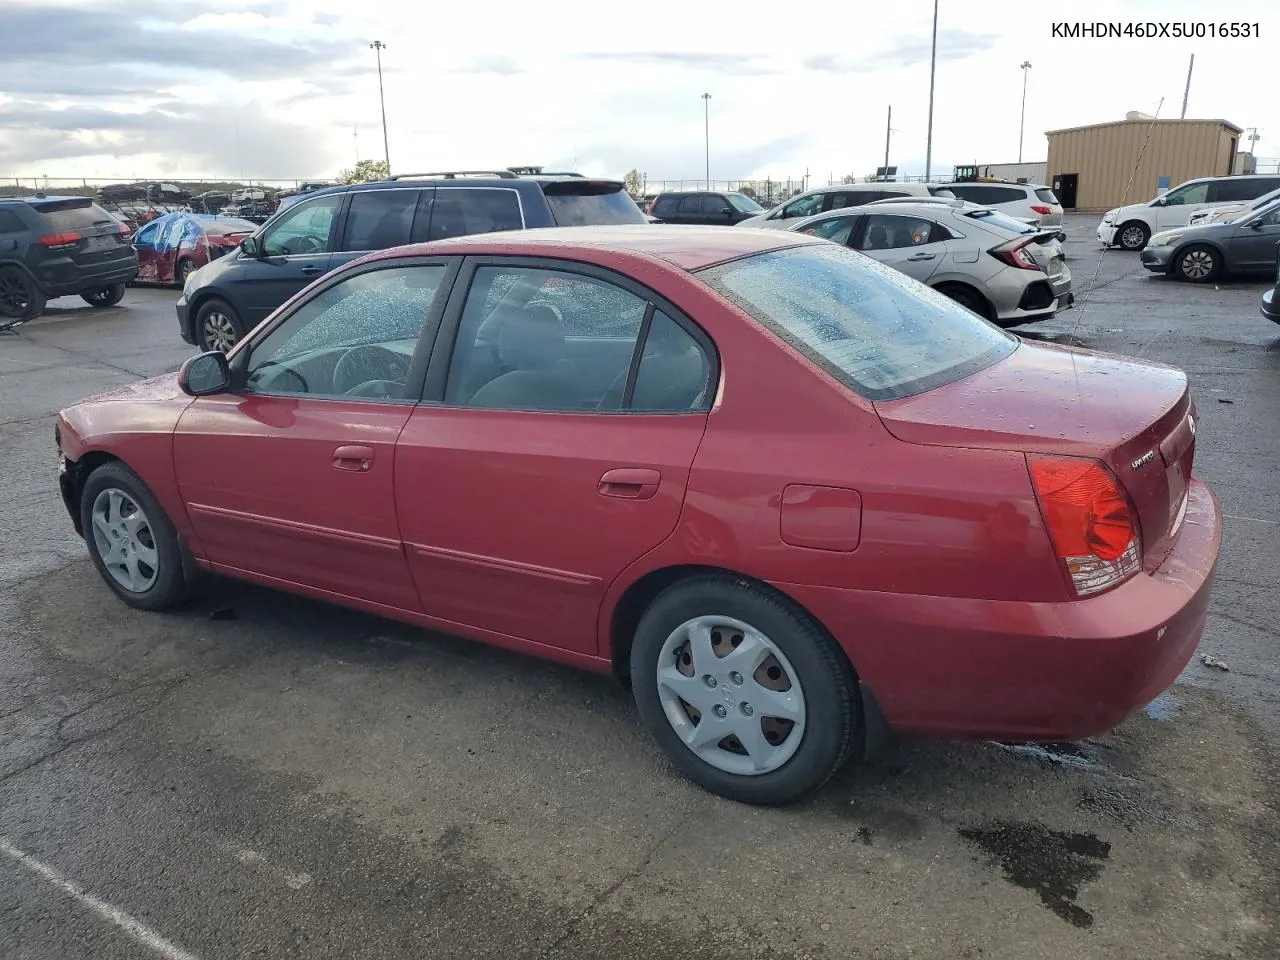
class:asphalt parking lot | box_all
[1,215,1278,960]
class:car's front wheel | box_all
[81,283,126,307]
[1175,244,1221,283]
[1116,221,1150,251]
[630,575,858,805]
[195,297,244,353]
[80,461,192,610]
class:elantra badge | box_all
[1131,450,1156,470]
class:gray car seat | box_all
[468,304,585,410]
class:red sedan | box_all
[54,226,1221,804]
[131,212,258,286]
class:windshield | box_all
[727,193,764,213]
[964,209,1037,235]
[544,184,646,226]
[699,244,1016,401]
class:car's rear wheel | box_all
[935,283,992,320]
[81,283,126,307]
[1117,221,1150,251]
[630,575,858,805]
[1175,244,1220,283]
[176,258,195,286]
[80,461,191,610]
[0,265,46,320]
[195,297,244,353]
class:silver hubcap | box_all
[1121,227,1145,248]
[90,488,159,593]
[202,312,237,353]
[656,615,807,776]
[1182,249,1214,279]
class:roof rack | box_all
[387,170,518,181]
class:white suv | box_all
[1187,186,1280,226]
[941,182,1064,227]
[1098,174,1280,250]
[737,182,955,230]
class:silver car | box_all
[788,200,1073,326]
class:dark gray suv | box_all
[0,196,139,328]
[176,171,647,352]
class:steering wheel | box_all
[333,344,411,396]
[283,235,322,255]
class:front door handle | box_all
[906,252,936,261]
[333,445,375,472]
[301,265,324,276]
[599,468,661,500]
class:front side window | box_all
[246,265,446,400]
[700,243,1015,401]
[260,195,341,257]
[343,190,417,250]
[1161,182,1209,206]
[859,215,941,250]
[701,195,732,215]
[727,193,764,214]
[782,193,824,219]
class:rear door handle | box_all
[598,468,661,500]
[906,252,936,261]
[301,265,323,276]
[333,444,375,472]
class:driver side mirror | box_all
[1150,197,1166,207]
[178,351,232,397]
[1248,219,1264,230]
[239,236,262,257]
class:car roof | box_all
[289,174,625,203]
[364,224,821,271]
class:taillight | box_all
[1027,455,1142,597]
[989,239,1042,271]
[1030,204,1052,215]
[116,222,130,235]
[38,232,82,249]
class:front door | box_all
[234,192,345,328]
[173,260,454,610]
[1227,206,1280,270]
[394,260,716,656]
[854,213,948,283]
[1154,181,1211,230]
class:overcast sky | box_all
[1,0,1274,186]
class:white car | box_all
[737,182,956,230]
[940,182,1063,227]
[1187,186,1280,226]
[1097,174,1280,251]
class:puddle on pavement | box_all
[960,820,1111,929]
[1144,692,1180,722]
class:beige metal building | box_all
[1045,116,1242,210]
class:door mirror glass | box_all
[179,351,232,396]
[239,235,261,257]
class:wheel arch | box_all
[931,280,994,320]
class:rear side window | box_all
[677,196,703,215]
[700,243,1015,401]
[0,209,25,233]
[1208,179,1278,203]
[964,209,1037,234]
[36,200,117,233]
[427,188,523,241]
[652,196,679,217]
[1035,188,1059,204]
[343,190,417,250]
[544,183,645,226]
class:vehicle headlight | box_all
[1149,232,1183,248]
[1102,209,1119,224]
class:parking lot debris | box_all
[209,606,238,621]
[1201,654,1230,671]
[1217,398,1235,404]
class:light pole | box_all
[701,93,712,189]
[370,40,391,176]
[924,0,938,181]
[1018,61,1032,163]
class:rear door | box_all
[235,192,344,326]
[394,258,716,656]
[854,214,949,282]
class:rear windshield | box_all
[699,243,1016,401]
[36,200,118,233]
[544,183,646,226]
[204,218,259,235]
[928,186,957,198]
[964,209,1037,235]
[1035,188,1059,204]
[727,193,764,213]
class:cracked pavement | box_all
[1,221,1279,959]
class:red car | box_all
[131,212,258,286]
[54,226,1221,804]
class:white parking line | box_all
[0,838,201,960]
[1225,514,1279,525]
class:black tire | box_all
[0,264,46,320]
[195,297,245,354]
[79,461,192,611]
[1174,244,1221,283]
[630,575,859,805]
[176,258,195,286]
[1116,221,1150,251]
[81,282,127,307]
[936,283,992,320]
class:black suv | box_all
[0,196,138,327]
[177,170,647,352]
[649,191,765,226]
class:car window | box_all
[963,209,1037,234]
[1034,188,1059,205]
[701,195,732,215]
[427,188,523,242]
[782,193,824,219]
[1161,182,1209,206]
[652,196,678,217]
[132,221,160,245]
[989,187,1028,203]
[700,243,1016,402]
[858,215,941,250]
[677,195,703,215]
[1252,204,1280,227]
[928,186,957,198]
[260,195,341,256]
[727,193,764,213]
[799,215,858,245]
[878,191,909,200]
[544,184,646,226]
[444,266,650,411]
[35,200,117,233]
[343,189,417,250]
[630,310,711,412]
[245,265,446,400]
[0,209,25,233]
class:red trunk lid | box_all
[873,340,1196,570]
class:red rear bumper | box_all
[782,479,1222,741]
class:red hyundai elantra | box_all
[54,225,1221,804]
